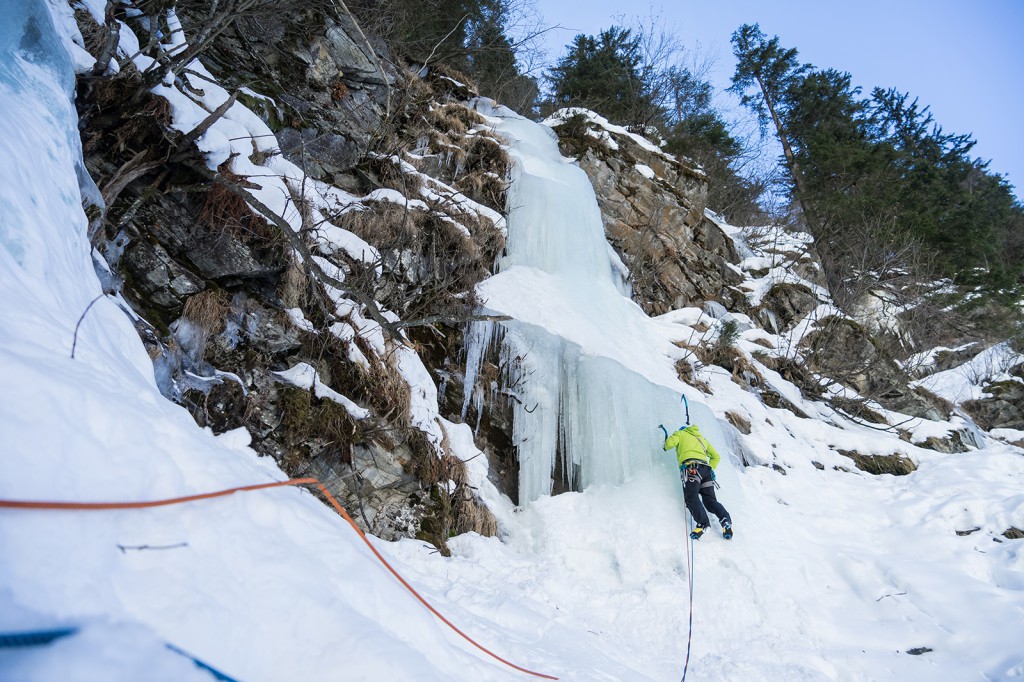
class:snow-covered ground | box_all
[2,3,1023,681]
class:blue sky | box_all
[532,0,1023,199]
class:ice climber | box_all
[663,423,733,540]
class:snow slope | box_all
[2,3,1023,681]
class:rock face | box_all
[803,317,950,422]
[550,115,745,316]
[751,282,820,333]
[964,376,1024,430]
[197,9,396,186]
[837,449,918,476]
[75,5,501,554]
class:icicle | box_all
[461,320,496,422]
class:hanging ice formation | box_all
[463,102,687,504]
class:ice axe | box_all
[659,395,692,440]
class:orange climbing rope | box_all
[0,477,558,680]
[0,478,318,510]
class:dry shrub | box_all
[555,112,592,141]
[198,171,277,242]
[276,385,359,471]
[342,197,487,318]
[331,79,349,102]
[116,90,175,154]
[82,76,174,157]
[183,288,229,335]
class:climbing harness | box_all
[684,462,700,481]
[0,478,558,680]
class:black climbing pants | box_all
[681,462,731,528]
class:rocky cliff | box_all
[67,1,1007,552]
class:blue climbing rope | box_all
[0,628,241,681]
[681,508,695,682]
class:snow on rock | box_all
[634,163,656,179]
[273,362,370,420]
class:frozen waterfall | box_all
[467,102,695,503]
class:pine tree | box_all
[728,23,813,223]
[464,0,538,114]
[547,26,656,126]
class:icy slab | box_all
[473,101,705,502]
[477,266,680,389]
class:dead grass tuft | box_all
[453,487,498,537]
[675,358,712,394]
[74,7,107,59]
[278,255,309,308]
[728,350,765,387]
[183,288,229,335]
[463,134,509,176]
[425,63,479,99]
[455,171,506,212]
[426,130,468,171]
[362,155,424,195]
[427,103,486,134]
[333,202,421,245]
[725,410,752,435]
[426,106,467,136]
[751,350,779,370]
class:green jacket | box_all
[664,424,720,470]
